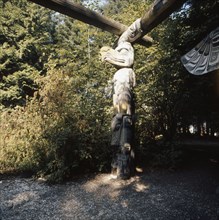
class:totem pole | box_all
[100,19,142,179]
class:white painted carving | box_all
[100,18,142,114]
[113,68,136,95]
[100,42,134,68]
[118,18,142,44]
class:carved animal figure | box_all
[99,17,139,180]
[100,42,134,68]
[113,88,133,115]
[100,46,114,61]
[118,18,142,44]
[113,68,136,96]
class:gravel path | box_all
[1,160,219,220]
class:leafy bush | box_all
[0,68,112,182]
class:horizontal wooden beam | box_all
[131,0,187,44]
[28,0,153,47]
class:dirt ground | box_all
[1,153,219,220]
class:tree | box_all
[0,0,56,108]
[1,0,218,180]
[0,0,115,181]
[134,0,219,141]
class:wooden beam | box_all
[28,0,153,47]
[131,0,187,44]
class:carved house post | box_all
[100,19,142,179]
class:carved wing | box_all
[181,26,219,75]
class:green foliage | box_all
[0,67,39,107]
[0,0,56,108]
[1,0,219,181]
[0,68,112,182]
[0,0,115,182]
[133,0,219,167]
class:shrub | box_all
[0,69,112,182]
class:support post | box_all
[100,23,138,179]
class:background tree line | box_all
[0,0,218,182]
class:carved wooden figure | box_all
[100,20,139,179]
[116,88,133,115]
[100,42,134,68]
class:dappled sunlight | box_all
[121,200,129,208]
[135,182,150,192]
[136,167,144,173]
[82,173,151,200]
[6,191,38,208]
[61,198,84,214]
[82,174,124,193]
